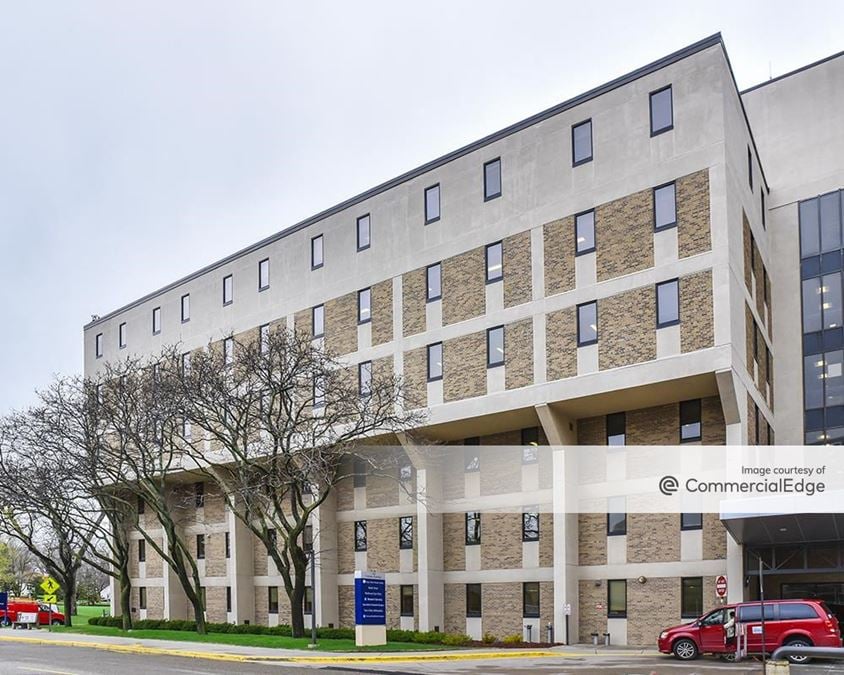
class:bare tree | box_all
[175,325,423,637]
[0,538,38,597]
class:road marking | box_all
[19,667,78,675]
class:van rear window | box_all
[778,603,819,620]
[738,604,775,622]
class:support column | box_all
[162,528,189,620]
[312,491,339,628]
[229,509,255,624]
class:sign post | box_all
[40,577,60,631]
[715,575,727,599]
[354,570,386,647]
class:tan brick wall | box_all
[481,583,523,639]
[367,518,399,573]
[747,394,758,445]
[335,473,354,511]
[539,513,554,567]
[577,416,605,444]
[386,584,401,629]
[202,491,226,524]
[371,279,393,346]
[402,267,427,337]
[546,306,577,381]
[403,347,427,409]
[599,287,655,370]
[677,169,711,258]
[147,586,164,619]
[578,579,606,642]
[755,260,766,320]
[578,514,607,565]
[702,513,727,560]
[596,188,654,282]
[743,212,753,292]
[443,513,466,571]
[253,534,268,576]
[294,308,311,337]
[480,513,522,570]
[145,538,163,577]
[338,585,354,628]
[543,216,575,296]
[205,531,228,577]
[325,292,357,356]
[478,444,518,496]
[702,396,726,445]
[505,319,533,389]
[443,583,464,634]
[366,470,399,508]
[442,247,485,326]
[337,521,355,574]
[626,513,680,563]
[444,331,486,402]
[503,231,532,308]
[205,585,227,623]
[442,448,465,500]
[628,577,680,646]
[680,270,714,353]
[627,403,675,445]
[128,539,139,578]
[745,303,756,379]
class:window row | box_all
[606,509,703,537]
[602,403,703,450]
[462,428,542,470]
[353,516,415,552]
[602,576,702,620]
[463,582,543,619]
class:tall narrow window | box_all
[304,586,313,615]
[577,301,598,346]
[607,579,627,617]
[575,210,595,254]
[358,361,372,397]
[680,399,702,442]
[681,512,702,530]
[181,294,190,323]
[654,182,677,231]
[399,515,413,550]
[521,427,539,464]
[487,325,505,367]
[95,333,103,358]
[226,587,232,613]
[181,352,191,376]
[260,324,270,354]
[400,585,414,617]
[312,305,325,337]
[258,258,270,291]
[223,274,233,305]
[358,288,371,324]
[311,234,324,269]
[194,482,205,508]
[425,184,441,223]
[607,496,626,536]
[137,495,145,515]
[118,322,127,349]
[681,577,703,618]
[225,532,231,558]
[465,512,481,545]
[522,512,539,541]
[523,582,540,618]
[572,119,593,165]
[649,85,673,136]
[223,337,234,366]
[357,214,371,251]
[484,158,501,201]
[485,241,503,282]
[354,520,367,551]
[748,146,754,191]
[426,263,442,301]
[656,279,680,328]
[138,539,146,562]
[427,342,443,381]
[268,586,279,614]
[152,307,161,335]
[139,587,147,610]
[466,583,482,617]
[196,534,205,559]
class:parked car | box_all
[0,600,65,627]
[658,599,841,664]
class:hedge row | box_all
[87,616,471,644]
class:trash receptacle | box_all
[603,632,611,646]
[591,632,599,646]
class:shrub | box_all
[408,630,445,644]
[441,633,471,646]
[482,632,497,644]
[502,634,523,645]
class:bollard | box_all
[546,622,553,644]
[604,632,611,646]
[591,632,599,646]
[526,624,532,643]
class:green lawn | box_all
[73,604,110,620]
[52,624,448,652]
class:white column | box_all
[416,466,444,632]
[230,509,255,624]
[313,491,339,628]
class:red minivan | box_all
[658,599,841,664]
[0,600,65,627]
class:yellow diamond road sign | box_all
[40,577,59,595]
[42,594,57,604]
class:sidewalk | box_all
[0,629,661,665]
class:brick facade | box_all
[503,231,532,308]
[596,187,654,281]
[443,513,466,571]
[543,216,575,296]
[676,169,711,258]
[599,286,656,370]
[443,331,486,401]
[680,270,714,352]
[402,267,427,337]
[325,292,357,355]
[504,319,533,389]
[442,247,485,326]
[480,513,522,569]
[371,279,393,346]
[546,307,577,381]
[626,513,680,563]
[403,347,427,409]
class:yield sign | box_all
[40,577,60,595]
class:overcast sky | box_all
[0,1,842,413]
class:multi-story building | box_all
[84,34,844,645]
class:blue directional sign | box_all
[354,571,385,626]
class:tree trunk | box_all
[288,555,308,638]
[119,569,132,630]
[63,575,76,627]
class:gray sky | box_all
[1,1,842,413]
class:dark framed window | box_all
[152,307,161,335]
[200,586,206,612]
[485,241,503,282]
[649,85,673,136]
[607,579,627,618]
[258,258,270,291]
[466,583,482,617]
[304,586,313,615]
[226,586,232,613]
[748,146,753,191]
[196,534,205,559]
[465,511,481,545]
[656,279,680,328]
[223,274,233,305]
[225,531,231,558]
[304,524,313,552]
[680,399,702,442]
[426,263,442,301]
[138,539,146,562]
[358,288,371,324]
[354,520,367,551]
[680,512,702,531]
[523,582,540,618]
[224,337,234,366]
[427,342,443,382]
[357,214,371,251]
[194,482,205,508]
[606,412,626,446]
[487,325,505,367]
[137,495,145,515]
[181,293,190,323]
[521,427,539,464]
[118,322,127,349]
[464,445,480,472]
[311,234,324,269]
[575,210,595,255]
[577,301,598,346]
[95,333,103,358]
[654,182,677,231]
[358,361,372,397]
[312,304,324,338]
[353,458,367,488]
[181,352,191,376]
[484,158,501,201]
[572,119,593,165]
[681,577,703,618]
[425,184,441,223]
[257,324,269,354]
[399,515,413,550]
[400,585,414,616]
[607,496,626,536]
[139,587,147,610]
[522,512,539,542]
[268,586,279,614]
